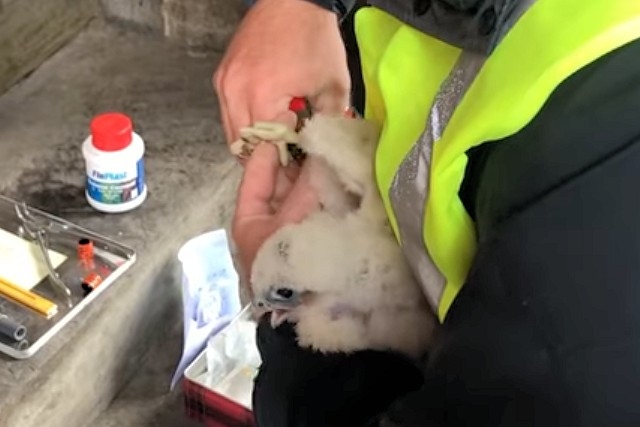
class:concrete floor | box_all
[0,16,241,427]
[75,20,235,424]
[91,329,201,427]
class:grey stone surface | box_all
[100,0,165,33]
[162,0,246,55]
[97,0,246,56]
[90,316,201,427]
[0,0,97,95]
[0,18,241,427]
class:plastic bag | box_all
[170,229,242,390]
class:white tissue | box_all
[204,311,262,409]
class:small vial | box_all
[82,112,147,213]
[77,238,94,261]
[81,272,104,293]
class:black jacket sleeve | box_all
[252,315,424,427]
[376,39,640,427]
[300,0,358,20]
[251,30,640,427]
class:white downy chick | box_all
[250,114,436,359]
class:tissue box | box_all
[183,306,258,427]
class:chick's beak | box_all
[252,297,292,328]
[254,287,306,328]
[270,309,290,328]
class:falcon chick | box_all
[247,114,436,359]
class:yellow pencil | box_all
[0,277,58,319]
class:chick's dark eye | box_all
[276,288,294,299]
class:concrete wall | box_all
[100,0,165,33]
[162,0,245,55]
[100,0,246,56]
[0,0,245,96]
[0,0,98,95]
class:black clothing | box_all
[253,1,640,426]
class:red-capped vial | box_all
[288,97,313,131]
[81,272,104,293]
[77,238,95,271]
[82,112,147,213]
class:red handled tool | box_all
[288,96,357,125]
[288,97,313,131]
[286,97,358,163]
[286,97,312,163]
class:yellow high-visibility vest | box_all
[355,0,640,322]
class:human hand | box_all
[214,0,350,145]
[232,143,320,296]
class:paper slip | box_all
[0,228,68,290]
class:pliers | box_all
[14,203,73,307]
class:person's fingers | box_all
[309,79,351,115]
[232,216,277,278]
[228,99,253,145]
[249,96,299,130]
[235,143,281,219]
[261,107,304,209]
[282,161,301,182]
[218,91,235,145]
[215,67,253,144]
[222,85,300,147]
[277,165,320,224]
[213,67,235,144]
[270,165,299,209]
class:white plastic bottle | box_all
[82,112,148,213]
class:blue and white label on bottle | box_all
[86,158,145,205]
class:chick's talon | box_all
[251,121,290,135]
[230,121,307,167]
[230,138,258,158]
[229,139,248,156]
[242,123,301,145]
[274,140,290,167]
[252,121,301,141]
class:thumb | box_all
[235,143,281,219]
[310,80,351,116]
[277,164,320,225]
[250,97,299,130]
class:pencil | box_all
[0,277,58,319]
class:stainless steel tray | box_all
[0,194,136,359]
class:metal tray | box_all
[0,194,136,359]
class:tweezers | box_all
[14,203,73,307]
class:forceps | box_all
[14,203,73,307]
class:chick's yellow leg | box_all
[230,122,301,166]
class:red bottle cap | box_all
[90,112,133,151]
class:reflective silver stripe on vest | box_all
[387,0,536,311]
[389,51,486,310]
